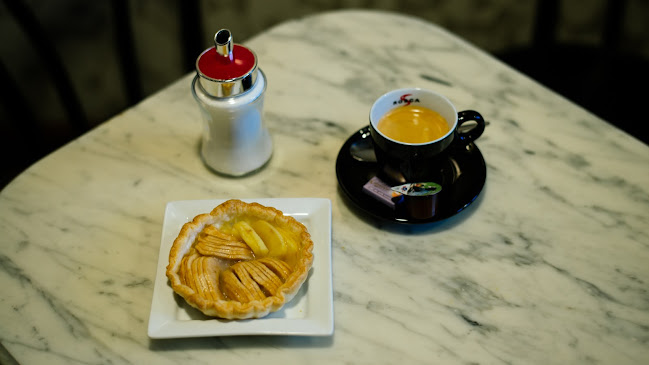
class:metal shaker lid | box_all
[196,29,258,97]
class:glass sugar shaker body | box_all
[191,29,272,176]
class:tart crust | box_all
[166,199,314,319]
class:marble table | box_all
[1,9,648,365]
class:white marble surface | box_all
[1,10,648,365]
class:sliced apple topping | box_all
[283,234,300,259]
[257,257,292,281]
[220,257,293,302]
[179,254,221,301]
[203,225,238,241]
[234,221,269,257]
[195,228,253,260]
[251,220,287,257]
[220,269,254,303]
[232,263,266,301]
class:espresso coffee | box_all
[377,105,449,144]
[369,88,485,189]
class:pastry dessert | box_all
[166,199,314,319]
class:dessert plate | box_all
[336,127,486,224]
[148,198,333,338]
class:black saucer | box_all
[336,127,486,224]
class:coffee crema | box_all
[377,105,450,143]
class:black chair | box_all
[498,0,649,144]
[0,0,204,189]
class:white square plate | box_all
[148,198,333,338]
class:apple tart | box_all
[166,199,314,319]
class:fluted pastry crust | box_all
[166,199,314,319]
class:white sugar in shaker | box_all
[191,29,272,176]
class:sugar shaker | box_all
[192,29,272,176]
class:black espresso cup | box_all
[369,88,485,185]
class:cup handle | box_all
[457,110,485,143]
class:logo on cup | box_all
[393,93,421,106]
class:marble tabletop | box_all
[1,9,648,365]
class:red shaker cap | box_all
[195,29,258,97]
[197,45,256,81]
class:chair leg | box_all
[531,0,559,48]
[110,0,143,106]
[180,0,204,73]
[2,0,88,136]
